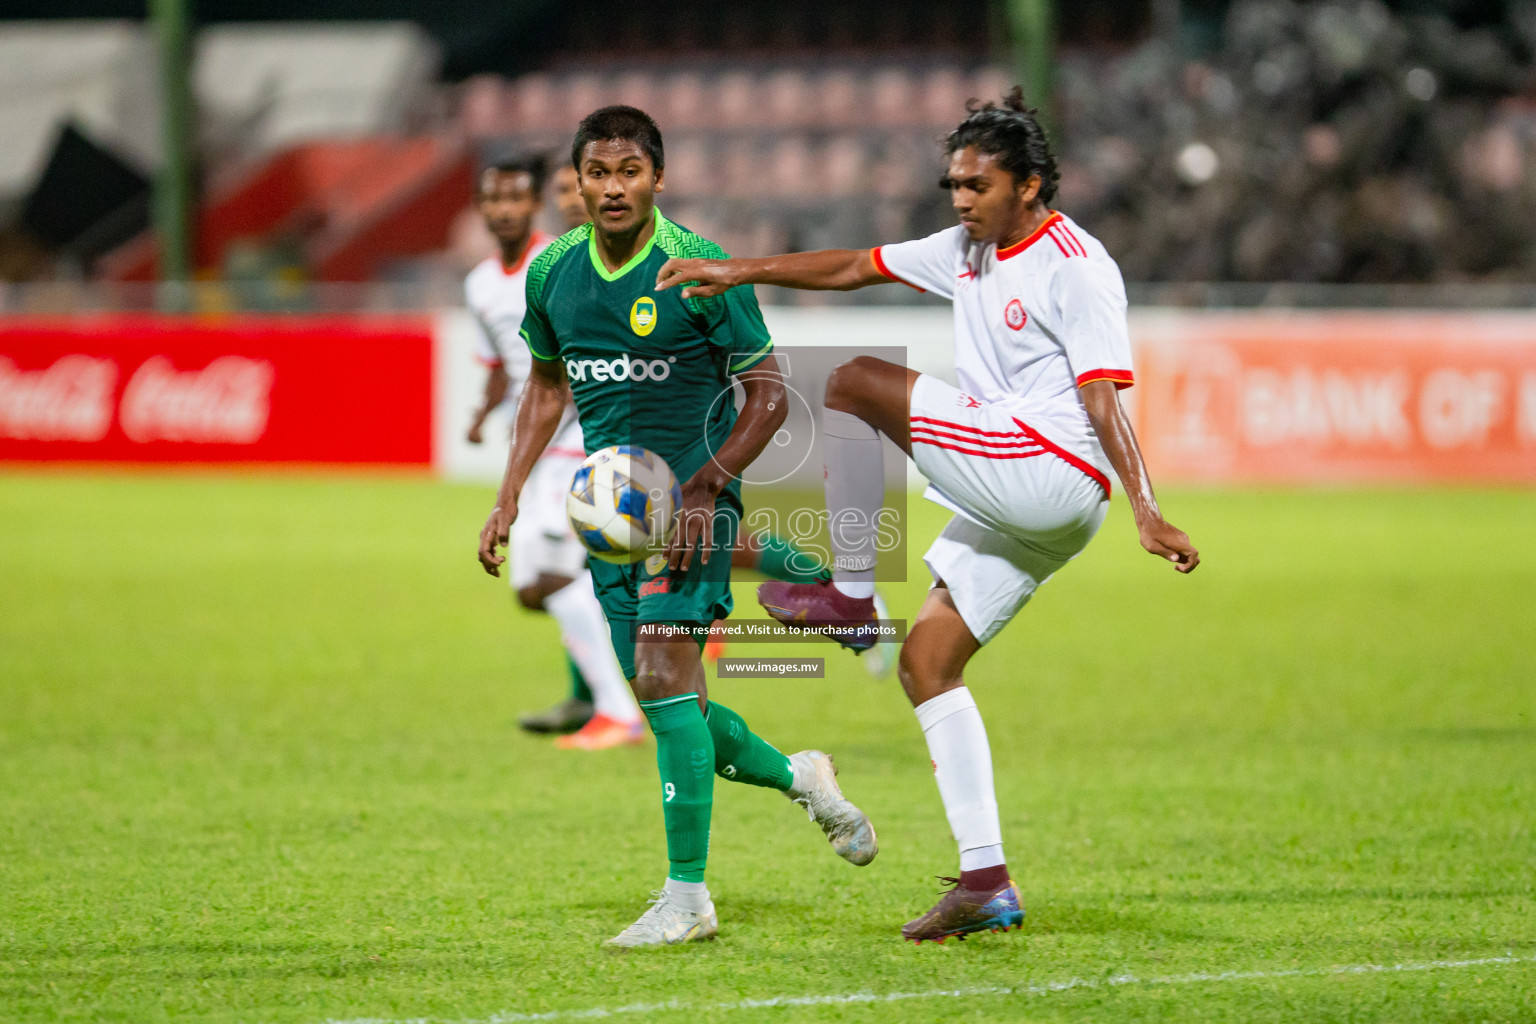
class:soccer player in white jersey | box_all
[656,89,1200,942]
[466,157,644,751]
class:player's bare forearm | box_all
[665,356,788,571]
[467,364,509,444]
[655,250,886,298]
[1080,380,1200,573]
[479,359,567,576]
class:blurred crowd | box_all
[450,62,1014,281]
[455,0,1536,289]
[7,0,1535,298]
[1054,0,1536,283]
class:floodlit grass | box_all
[1,471,1533,1023]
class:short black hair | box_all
[571,105,665,174]
[942,87,1059,204]
[480,154,547,197]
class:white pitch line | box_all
[321,953,1536,1024]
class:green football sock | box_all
[639,695,714,883]
[753,532,827,583]
[566,653,593,704]
[705,701,794,791]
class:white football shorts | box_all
[511,452,591,589]
[909,374,1110,645]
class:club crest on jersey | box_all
[630,296,659,336]
[1005,299,1027,331]
[644,552,669,576]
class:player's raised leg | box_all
[757,356,917,649]
[895,585,1023,943]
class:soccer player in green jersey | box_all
[477,106,878,947]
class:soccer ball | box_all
[566,445,682,564]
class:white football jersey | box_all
[873,211,1134,485]
[464,233,584,456]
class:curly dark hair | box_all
[941,87,1059,204]
[571,105,665,173]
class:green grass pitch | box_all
[2,471,1533,1023]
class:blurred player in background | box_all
[469,160,595,445]
[465,157,645,750]
[657,89,1199,943]
[479,106,877,947]
[550,163,588,234]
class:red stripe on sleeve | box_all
[1075,368,1135,390]
[869,247,926,292]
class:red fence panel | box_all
[0,315,434,465]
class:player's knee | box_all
[897,645,964,707]
[629,667,674,704]
[515,586,546,611]
[824,356,883,415]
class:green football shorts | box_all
[588,503,737,680]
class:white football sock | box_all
[960,844,1007,871]
[822,408,882,598]
[544,572,640,723]
[663,877,711,913]
[914,687,1004,862]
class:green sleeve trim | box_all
[519,325,556,362]
[729,339,774,372]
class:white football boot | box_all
[861,589,898,678]
[607,890,718,948]
[786,750,879,866]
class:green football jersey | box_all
[519,209,774,505]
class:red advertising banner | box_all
[0,315,434,465]
[1133,311,1536,483]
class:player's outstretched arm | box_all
[1080,380,1200,574]
[655,250,888,298]
[664,355,788,574]
[477,357,569,577]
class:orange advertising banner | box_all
[1131,311,1536,484]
